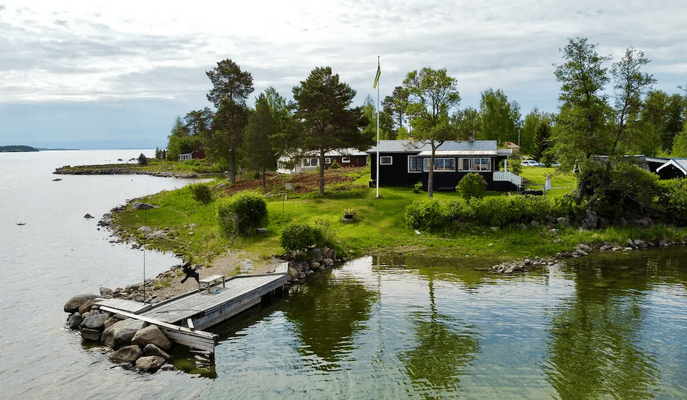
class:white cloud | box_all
[0,0,685,113]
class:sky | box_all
[1,0,686,149]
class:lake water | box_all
[1,150,687,399]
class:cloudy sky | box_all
[1,0,685,149]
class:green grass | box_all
[110,167,686,265]
[520,167,577,198]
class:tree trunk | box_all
[575,177,586,205]
[230,145,236,183]
[427,145,435,199]
[319,149,325,195]
[262,163,266,187]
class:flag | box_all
[373,60,381,89]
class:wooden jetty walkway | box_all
[97,273,288,354]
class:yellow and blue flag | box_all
[373,60,381,89]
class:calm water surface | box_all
[1,151,687,399]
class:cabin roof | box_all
[368,140,498,154]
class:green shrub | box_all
[216,191,268,237]
[280,222,325,252]
[456,173,487,200]
[189,183,212,204]
[138,153,148,166]
[329,161,341,169]
[656,179,687,225]
[404,199,445,229]
[413,181,423,194]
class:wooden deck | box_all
[97,273,288,353]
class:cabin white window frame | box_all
[325,158,331,164]
[342,157,351,163]
[408,156,422,173]
[380,156,393,165]
[458,157,491,172]
[302,158,319,167]
[423,158,456,172]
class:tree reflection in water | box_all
[400,273,480,397]
[545,254,661,399]
[283,270,378,371]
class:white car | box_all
[521,159,541,167]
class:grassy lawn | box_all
[110,166,686,268]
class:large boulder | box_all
[99,287,114,298]
[67,312,83,330]
[135,356,165,373]
[132,325,171,349]
[81,313,109,331]
[133,202,154,210]
[109,345,142,364]
[143,344,170,360]
[81,328,101,342]
[101,319,146,349]
[64,294,98,313]
[581,210,598,230]
[78,298,97,315]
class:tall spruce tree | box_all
[244,94,278,187]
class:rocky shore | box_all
[63,292,185,373]
[491,238,687,274]
[54,165,201,179]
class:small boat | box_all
[16,222,26,226]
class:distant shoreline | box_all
[0,145,39,152]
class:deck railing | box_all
[493,171,522,187]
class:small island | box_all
[0,145,39,152]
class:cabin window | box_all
[325,158,331,164]
[408,156,422,173]
[458,158,491,172]
[380,156,393,165]
[422,158,456,172]
[342,157,351,163]
[303,158,319,167]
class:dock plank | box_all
[140,274,287,324]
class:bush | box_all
[138,153,148,166]
[656,179,687,225]
[413,181,423,194]
[279,221,333,252]
[404,199,445,229]
[189,183,212,204]
[329,161,341,169]
[216,191,268,237]
[456,173,487,200]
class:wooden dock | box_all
[97,273,288,354]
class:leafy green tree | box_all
[672,121,687,157]
[477,88,522,145]
[403,67,461,198]
[455,107,480,140]
[552,37,613,204]
[641,91,685,153]
[521,109,554,155]
[533,120,552,163]
[205,59,254,183]
[244,94,278,187]
[363,95,395,140]
[184,108,214,136]
[609,48,655,158]
[382,86,409,133]
[167,116,202,160]
[292,66,371,195]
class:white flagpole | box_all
[376,56,380,198]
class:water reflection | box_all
[283,269,378,371]
[545,253,662,399]
[400,278,479,397]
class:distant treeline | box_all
[0,145,39,152]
